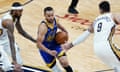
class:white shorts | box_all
[94,41,120,70]
[2,42,23,65]
[0,42,23,71]
[0,46,12,71]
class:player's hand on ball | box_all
[48,50,57,56]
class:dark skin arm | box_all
[2,19,22,72]
[15,16,36,43]
[2,19,16,63]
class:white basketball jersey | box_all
[93,13,116,44]
[0,12,13,45]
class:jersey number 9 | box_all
[97,22,102,32]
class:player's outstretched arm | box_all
[15,16,36,43]
[72,30,91,46]
[72,24,94,46]
[62,24,93,51]
[37,23,57,56]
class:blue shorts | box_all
[39,45,65,68]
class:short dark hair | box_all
[44,6,53,14]
[99,1,110,12]
[12,2,22,7]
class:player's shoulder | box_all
[39,20,47,28]
[39,19,46,26]
[2,12,12,21]
[38,22,47,33]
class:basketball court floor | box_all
[0,0,120,72]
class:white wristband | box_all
[11,6,23,10]
[72,30,90,46]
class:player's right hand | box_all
[48,50,57,56]
[61,42,73,52]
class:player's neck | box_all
[101,12,110,15]
[46,20,54,24]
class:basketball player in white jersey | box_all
[62,1,120,72]
[0,2,36,71]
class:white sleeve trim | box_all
[2,14,12,20]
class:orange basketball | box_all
[55,31,68,44]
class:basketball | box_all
[55,31,68,44]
